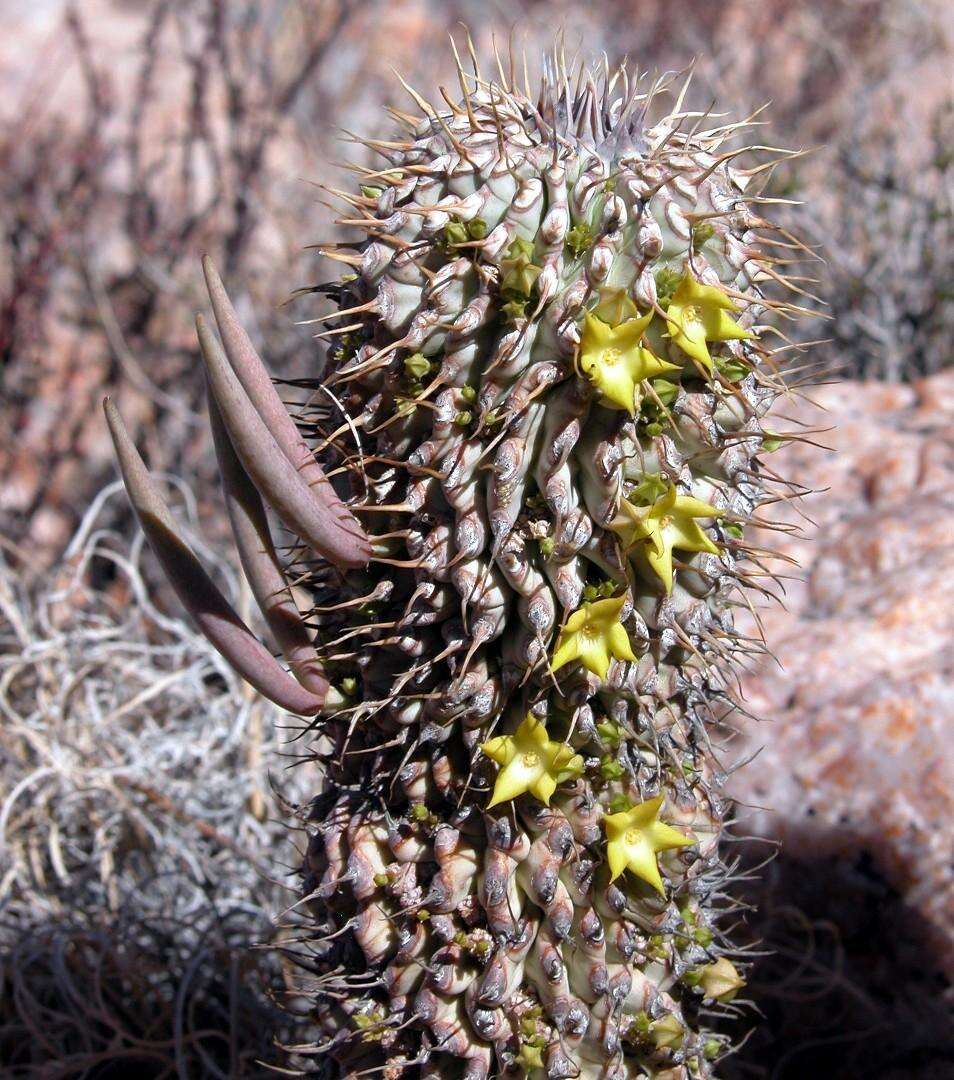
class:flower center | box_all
[684,304,703,327]
[600,347,622,367]
[625,827,644,846]
[521,751,540,769]
[659,515,673,528]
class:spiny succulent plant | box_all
[106,44,815,1080]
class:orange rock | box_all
[733,371,954,981]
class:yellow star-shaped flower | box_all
[550,595,639,679]
[610,484,720,594]
[664,271,754,372]
[480,713,583,809]
[604,795,695,894]
[579,312,679,414]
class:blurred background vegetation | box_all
[0,1,951,1076]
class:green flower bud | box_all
[565,222,594,259]
[704,1038,723,1060]
[692,221,715,250]
[404,352,431,379]
[442,220,469,249]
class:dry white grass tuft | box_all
[0,483,317,1075]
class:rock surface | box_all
[733,371,953,977]
[718,372,953,1077]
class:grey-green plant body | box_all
[107,47,810,1080]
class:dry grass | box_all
[0,484,318,1076]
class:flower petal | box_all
[550,632,582,673]
[624,835,666,895]
[522,714,551,750]
[487,756,542,808]
[627,794,664,826]
[702,306,753,342]
[649,819,696,853]
[647,540,675,594]
[675,494,721,518]
[578,637,611,679]
[556,753,585,783]
[668,519,719,555]
[590,362,638,413]
[581,311,612,348]
[606,838,629,882]
[530,771,558,805]
[611,311,654,348]
[637,346,681,380]
[480,736,515,766]
[608,622,638,663]
[669,312,712,368]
